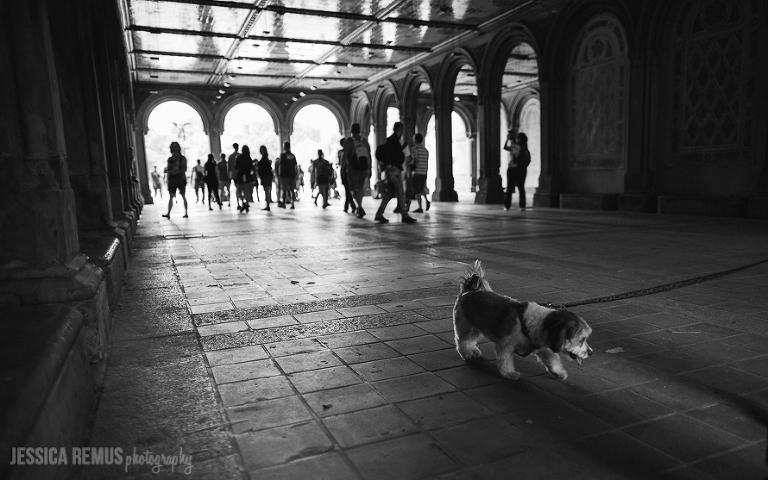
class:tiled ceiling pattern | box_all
[124,0,535,93]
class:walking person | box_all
[374,122,416,224]
[204,154,222,210]
[278,142,298,209]
[228,143,241,209]
[343,123,371,218]
[503,131,531,211]
[338,138,356,213]
[274,152,283,208]
[257,145,274,211]
[409,133,431,213]
[162,141,189,219]
[234,145,255,213]
[151,166,163,200]
[217,153,230,205]
[311,150,332,208]
[191,159,205,203]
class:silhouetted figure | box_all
[192,159,205,203]
[228,143,241,209]
[504,131,531,211]
[338,138,356,213]
[278,142,298,209]
[257,145,274,211]
[162,141,188,219]
[409,133,430,213]
[375,122,416,224]
[311,150,332,209]
[343,123,371,218]
[204,154,222,210]
[234,145,255,213]
[151,166,163,200]
[218,153,230,205]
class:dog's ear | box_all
[541,310,581,352]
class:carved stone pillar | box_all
[432,100,458,202]
[474,93,504,204]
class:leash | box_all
[543,257,768,310]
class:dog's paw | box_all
[500,368,521,380]
[548,369,568,381]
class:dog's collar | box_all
[516,314,539,356]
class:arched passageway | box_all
[292,104,343,188]
[220,103,280,165]
[145,101,209,174]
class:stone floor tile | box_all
[204,345,267,366]
[302,384,388,418]
[633,349,718,374]
[346,434,459,480]
[407,348,466,371]
[719,333,768,354]
[569,388,675,427]
[692,442,768,480]
[583,357,660,387]
[211,358,281,384]
[236,421,334,471]
[322,404,419,448]
[294,309,345,324]
[246,314,298,330]
[506,400,615,446]
[600,319,662,336]
[249,453,359,480]
[469,448,591,480]
[677,339,762,364]
[385,335,453,356]
[317,330,379,349]
[288,365,362,393]
[415,318,454,334]
[435,364,507,389]
[431,416,534,466]
[629,377,730,411]
[337,305,388,317]
[265,338,326,357]
[634,312,697,329]
[590,336,668,357]
[680,365,768,395]
[623,414,747,462]
[369,324,428,341]
[196,320,249,336]
[190,303,234,315]
[603,303,661,318]
[227,395,313,433]
[729,354,768,378]
[464,381,561,414]
[398,392,494,430]
[375,300,429,313]
[556,431,683,478]
[414,295,456,307]
[525,369,618,399]
[351,356,425,382]
[335,342,401,364]
[274,350,342,374]
[684,402,767,441]
[218,375,295,406]
[373,372,456,402]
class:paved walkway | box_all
[86,193,768,479]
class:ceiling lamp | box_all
[347,63,354,68]
[320,79,328,84]
[334,70,341,76]
[454,96,460,101]
[291,96,298,101]
[216,95,222,99]
[223,82,230,87]
[299,91,306,97]
[310,85,317,91]
[219,89,225,94]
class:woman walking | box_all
[234,145,255,213]
[204,153,222,210]
[257,146,274,211]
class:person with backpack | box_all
[374,122,416,224]
[191,159,206,203]
[504,131,531,211]
[343,123,371,218]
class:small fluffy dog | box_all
[453,260,593,380]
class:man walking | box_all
[228,143,240,209]
[343,123,371,218]
[409,133,430,213]
[374,122,416,224]
[278,142,298,209]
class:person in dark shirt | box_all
[162,141,188,219]
[234,145,255,213]
[257,145,274,211]
[374,122,416,224]
[278,142,298,210]
[204,154,222,210]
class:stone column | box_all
[432,99,459,202]
[532,77,560,207]
[134,127,153,204]
[0,0,80,270]
[469,133,478,192]
[209,126,222,161]
[474,92,504,204]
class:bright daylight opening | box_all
[291,104,342,189]
[145,101,208,173]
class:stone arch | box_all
[507,87,541,133]
[481,25,542,92]
[136,90,212,135]
[452,102,476,137]
[435,47,481,103]
[213,93,283,136]
[285,96,349,137]
[400,66,434,111]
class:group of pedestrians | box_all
[153,126,529,220]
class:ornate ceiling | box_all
[121,0,537,94]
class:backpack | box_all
[350,138,369,171]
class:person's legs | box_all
[164,187,176,217]
[504,169,513,210]
[263,183,272,210]
[179,186,188,217]
[516,169,527,209]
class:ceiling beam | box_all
[207,0,269,87]
[149,0,478,30]
[132,49,396,69]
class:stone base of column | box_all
[0,305,94,480]
[533,193,560,208]
[474,175,504,204]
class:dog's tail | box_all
[458,260,492,294]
